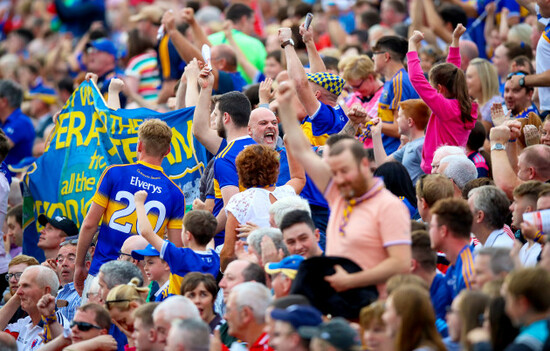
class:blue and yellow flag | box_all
[22,81,206,261]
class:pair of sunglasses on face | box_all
[70,321,102,332]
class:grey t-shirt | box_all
[391,136,425,185]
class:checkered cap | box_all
[306,72,346,96]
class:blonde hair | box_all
[469,58,500,106]
[340,55,376,81]
[105,278,148,311]
[138,119,172,158]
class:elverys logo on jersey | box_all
[130,176,163,194]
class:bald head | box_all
[248,108,279,148]
[212,44,237,71]
[120,235,148,258]
[521,144,550,181]
[459,40,479,71]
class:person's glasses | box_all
[105,299,131,309]
[71,321,102,332]
[350,79,366,90]
[118,251,133,260]
[5,272,23,281]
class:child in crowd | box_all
[131,245,170,302]
[407,24,477,174]
[134,190,220,296]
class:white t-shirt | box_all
[5,311,69,351]
[225,185,296,227]
[536,7,550,111]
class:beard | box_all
[217,124,226,139]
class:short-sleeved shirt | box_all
[483,228,515,249]
[444,244,475,299]
[0,108,35,166]
[157,36,186,81]
[378,68,419,154]
[214,71,247,95]
[160,240,220,295]
[431,273,452,321]
[124,50,161,102]
[391,136,425,185]
[89,161,186,275]
[5,311,69,351]
[324,178,411,292]
[309,102,348,137]
[212,136,257,219]
[537,19,550,111]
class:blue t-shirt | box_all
[378,68,419,155]
[444,244,475,299]
[0,108,35,166]
[89,161,186,275]
[214,71,248,95]
[512,319,550,350]
[431,273,453,321]
[161,240,220,295]
[391,136,425,185]
[309,102,348,137]
[109,324,127,351]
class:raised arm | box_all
[181,7,212,48]
[224,21,260,82]
[447,23,465,68]
[276,82,332,193]
[279,27,321,117]
[407,30,455,119]
[490,124,524,199]
[300,23,326,73]
[192,67,223,154]
[422,0,452,44]
[134,190,164,252]
[107,79,123,110]
[180,58,200,109]
[371,118,393,164]
[75,201,104,296]
[284,138,306,194]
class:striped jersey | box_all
[444,244,475,299]
[125,50,161,102]
[89,161,185,275]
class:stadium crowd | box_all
[0,0,550,350]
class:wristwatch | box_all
[281,39,295,49]
[519,76,526,87]
[491,143,506,151]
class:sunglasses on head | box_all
[71,321,102,332]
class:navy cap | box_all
[131,244,160,260]
[38,214,79,237]
[298,318,361,351]
[271,305,323,330]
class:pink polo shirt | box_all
[324,180,411,290]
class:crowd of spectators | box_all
[0,0,550,350]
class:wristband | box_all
[534,230,545,244]
[509,139,517,142]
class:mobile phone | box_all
[202,44,212,71]
[305,13,313,30]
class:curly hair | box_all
[235,144,279,189]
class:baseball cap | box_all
[306,72,346,96]
[131,244,160,260]
[87,38,118,58]
[265,255,305,280]
[25,85,58,105]
[271,305,323,330]
[38,214,79,237]
[298,318,361,350]
[130,5,164,25]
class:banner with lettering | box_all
[22,81,206,261]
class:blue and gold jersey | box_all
[444,245,475,299]
[512,104,539,119]
[378,68,419,154]
[89,161,185,275]
[161,241,220,295]
[301,103,348,146]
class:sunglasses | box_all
[5,272,23,281]
[71,321,102,332]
